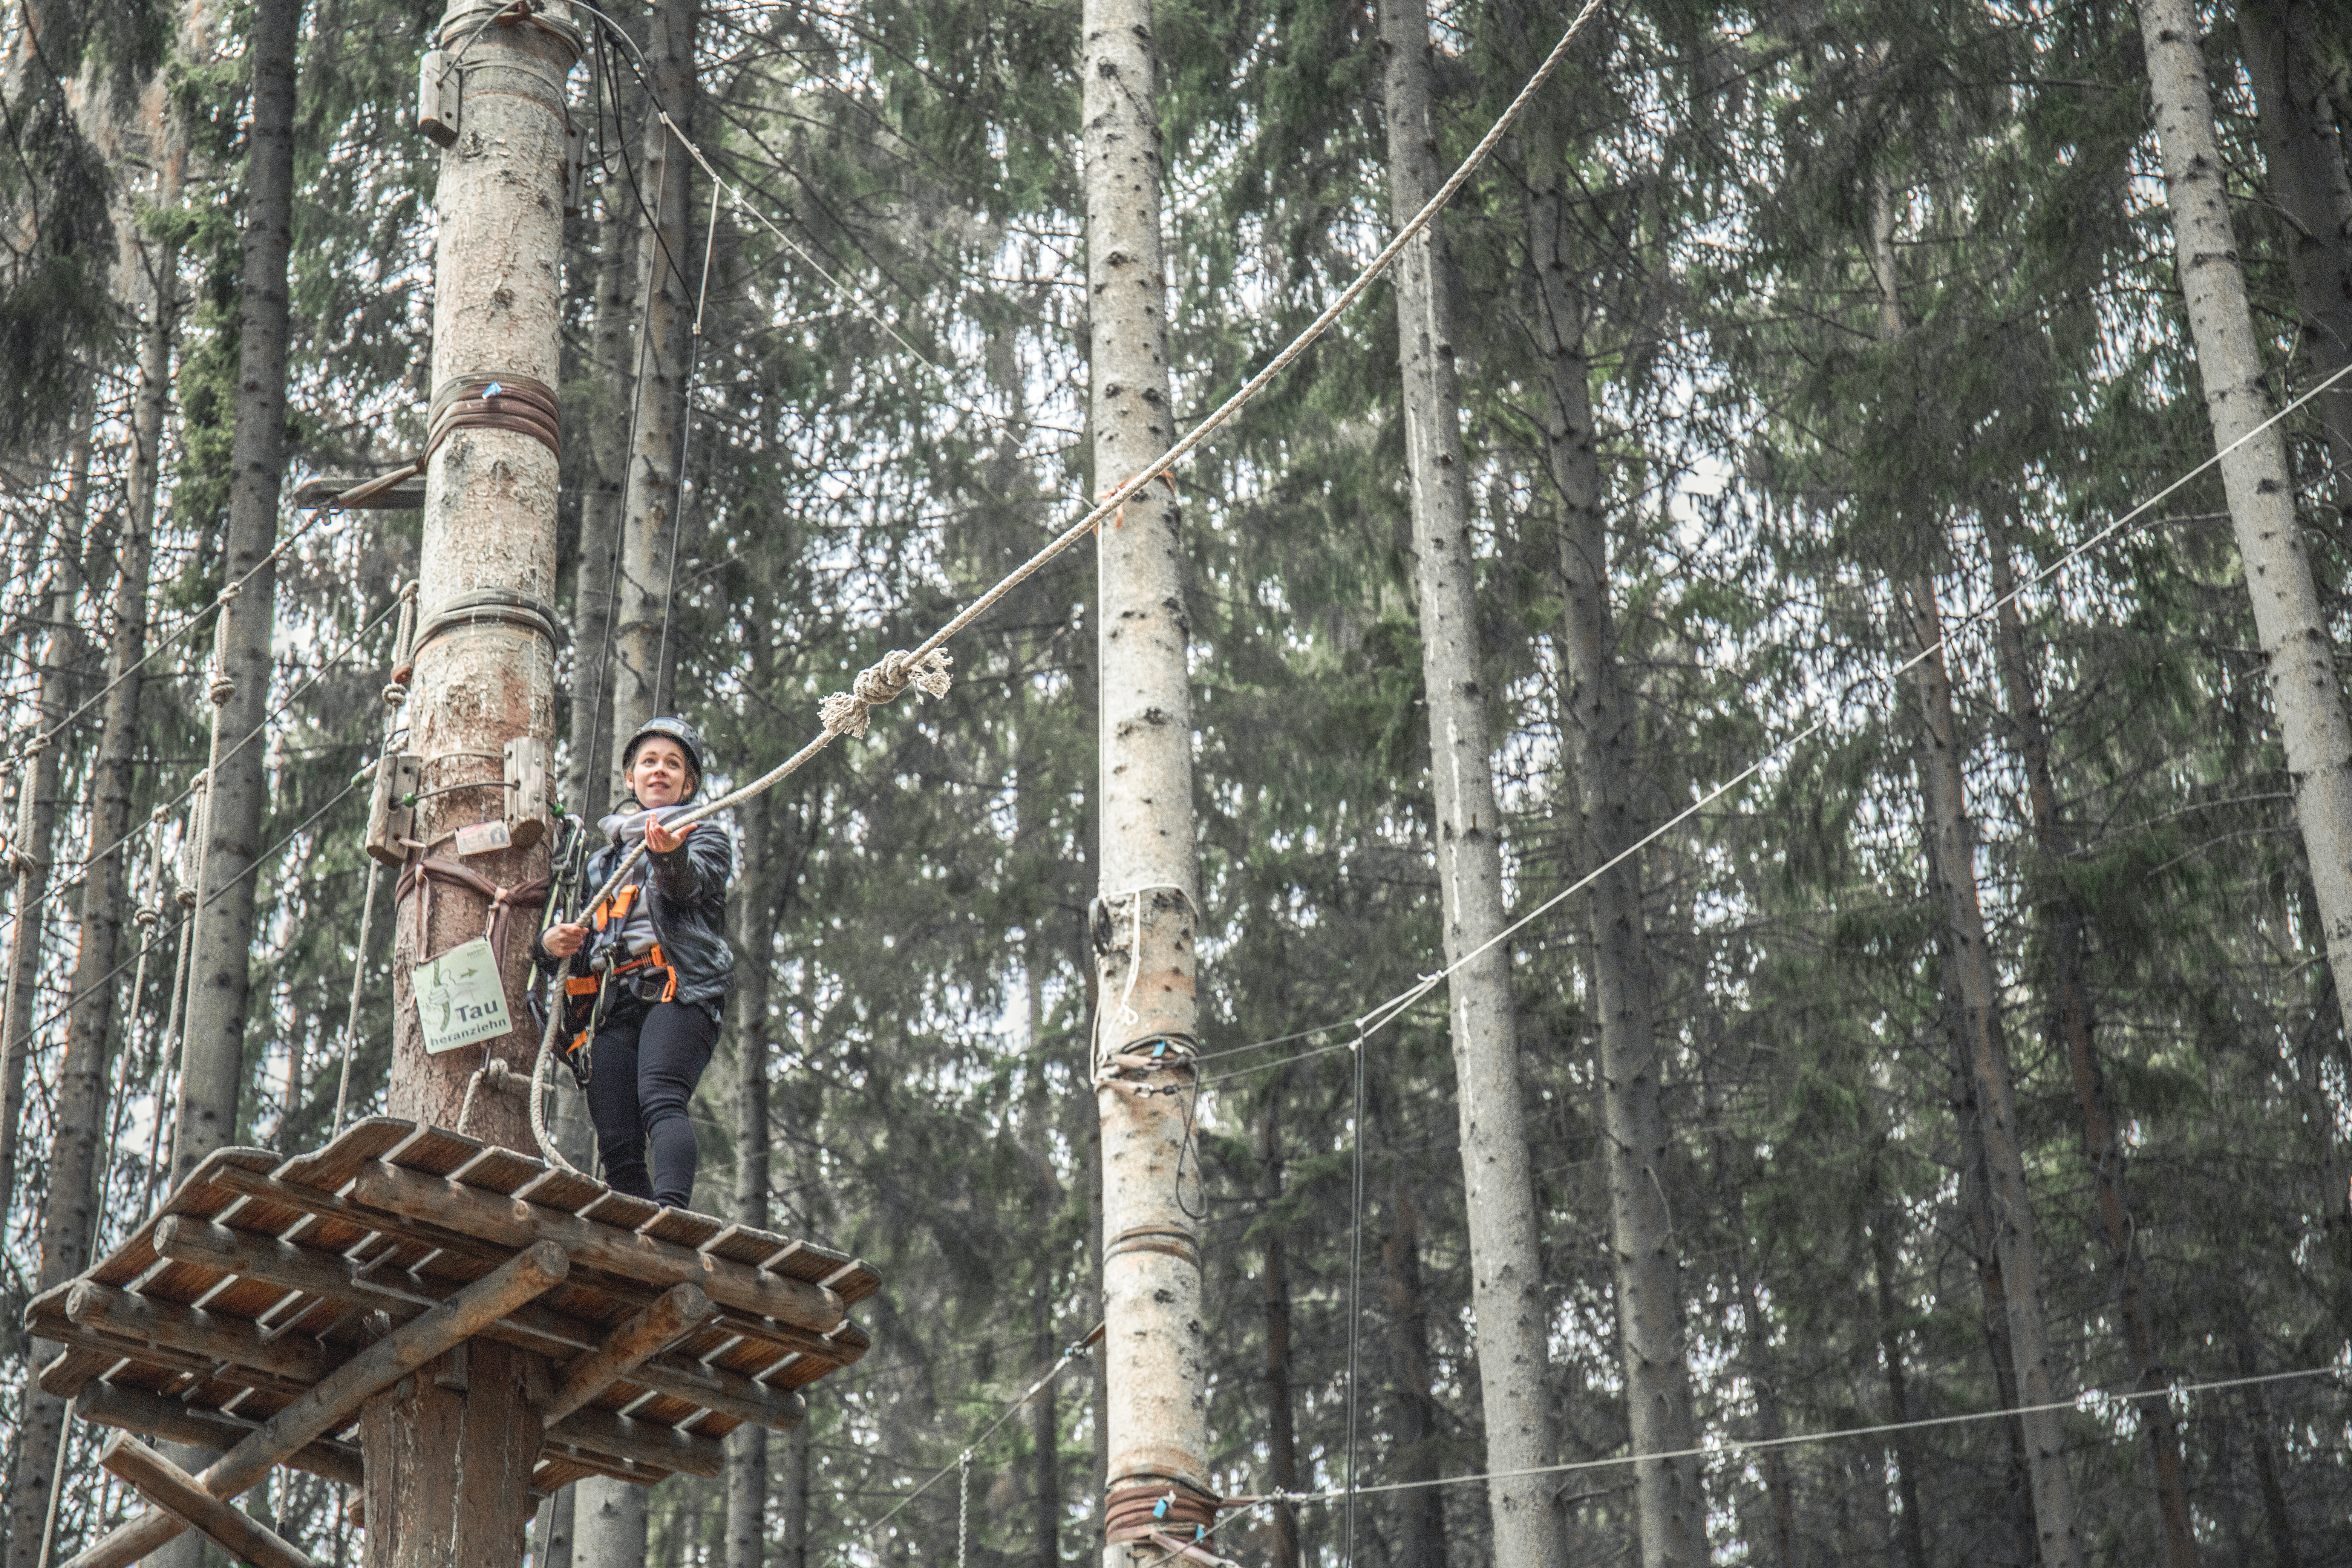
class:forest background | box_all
[1,0,2349,1564]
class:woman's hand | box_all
[645,816,694,855]
[542,922,588,959]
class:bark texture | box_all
[567,169,640,812]
[2240,0,2352,498]
[1983,518,2197,1567]
[1902,575,2086,1568]
[1376,6,1567,1563]
[1528,168,1702,1567]
[0,398,91,1568]
[610,0,697,768]
[1081,0,1213,1542]
[0,405,85,1227]
[364,5,582,1563]
[726,792,772,1568]
[1256,1091,1300,1568]
[2138,0,2352,1101]
[173,0,301,1181]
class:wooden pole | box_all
[99,1437,320,1568]
[542,1283,716,1423]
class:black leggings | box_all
[586,998,718,1208]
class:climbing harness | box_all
[548,877,679,1090]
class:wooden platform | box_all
[27,1117,877,1497]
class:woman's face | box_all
[629,738,694,808]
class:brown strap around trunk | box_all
[426,374,560,465]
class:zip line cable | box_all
[0,589,410,954]
[528,0,1613,1164]
[0,502,352,779]
[831,1323,1103,1568]
[1197,1363,2346,1520]
[1182,359,2352,1092]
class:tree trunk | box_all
[1375,9,1566,1568]
[1983,517,2198,1567]
[1024,952,1060,1568]
[566,174,639,814]
[1256,1090,1300,1568]
[1382,1156,1444,1568]
[2,371,157,1568]
[1525,162,1698,1568]
[1942,967,2040,1568]
[0,396,87,1227]
[1080,0,1213,1548]
[1902,573,2085,1568]
[778,1413,809,1568]
[609,0,697,773]
[2138,0,2352,1177]
[1865,1170,1929,1568]
[2240,0,2352,502]
[173,0,301,1182]
[359,0,582,1562]
[727,792,772,1568]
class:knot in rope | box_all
[135,905,161,932]
[819,648,954,739]
[381,683,409,708]
[207,673,236,706]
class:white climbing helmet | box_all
[622,716,707,798]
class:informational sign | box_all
[413,937,512,1053]
[453,819,512,857]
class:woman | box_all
[535,717,732,1208]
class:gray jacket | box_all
[536,811,733,1014]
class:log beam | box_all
[75,1384,364,1489]
[63,1241,568,1568]
[547,1406,724,1479]
[544,1282,715,1424]
[347,1162,844,1330]
[98,1435,321,1568]
[66,1282,335,1386]
[154,1217,807,1430]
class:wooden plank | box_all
[383,1124,492,1177]
[447,1145,544,1194]
[153,1216,807,1429]
[272,1116,419,1190]
[99,1435,321,1568]
[547,1405,723,1478]
[37,1346,119,1400]
[510,1166,604,1213]
[636,1208,720,1247]
[76,1384,363,1488]
[348,1163,846,1331]
[66,1283,335,1385]
[577,1189,662,1230]
[64,1242,570,1568]
[544,1283,716,1424]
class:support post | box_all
[543,1282,716,1424]
[1078,0,1216,1547]
[99,1436,321,1568]
[361,0,583,1562]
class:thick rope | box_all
[0,503,347,780]
[528,0,1605,1168]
